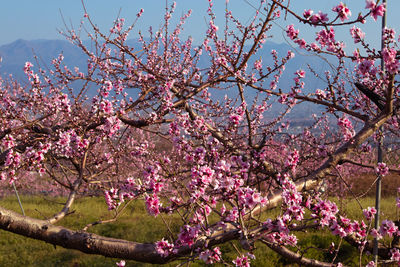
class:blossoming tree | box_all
[0,0,399,266]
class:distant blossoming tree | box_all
[0,0,399,266]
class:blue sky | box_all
[0,0,399,50]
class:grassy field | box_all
[0,194,398,266]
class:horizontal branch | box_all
[0,206,166,264]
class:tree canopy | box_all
[0,1,399,266]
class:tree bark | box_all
[0,206,165,264]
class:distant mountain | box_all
[0,39,87,80]
[0,38,331,119]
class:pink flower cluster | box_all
[391,248,400,263]
[375,162,389,177]
[116,260,125,267]
[233,253,255,267]
[237,187,266,210]
[379,219,398,237]
[110,18,125,34]
[350,26,365,43]
[358,59,376,75]
[382,47,400,74]
[286,25,298,40]
[332,2,351,22]
[155,238,174,257]
[55,130,89,158]
[302,10,329,24]
[285,149,300,172]
[286,25,306,48]
[311,199,339,227]
[145,193,161,216]
[229,103,246,126]
[101,80,113,97]
[280,174,304,221]
[102,116,121,137]
[199,247,221,264]
[176,225,200,247]
[99,100,114,114]
[105,188,121,210]
[365,0,385,21]
[337,117,355,141]
[363,207,377,221]
[316,27,337,52]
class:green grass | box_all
[0,195,398,266]
[0,196,181,267]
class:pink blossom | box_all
[237,187,265,210]
[229,114,242,126]
[365,0,376,9]
[233,254,255,267]
[254,59,262,70]
[105,188,119,210]
[116,260,125,267]
[370,228,382,240]
[391,248,400,262]
[310,11,329,24]
[379,219,398,237]
[382,47,399,74]
[375,162,389,176]
[285,149,299,171]
[145,194,161,216]
[303,9,313,19]
[383,27,396,41]
[365,1,385,21]
[295,38,307,49]
[350,26,365,43]
[23,62,33,74]
[332,2,351,22]
[101,80,113,97]
[229,104,246,126]
[363,207,377,221]
[357,13,366,24]
[371,4,385,21]
[295,69,305,78]
[103,116,121,137]
[337,117,355,141]
[136,8,144,17]
[358,59,375,75]
[330,221,347,237]
[315,89,326,99]
[278,94,288,104]
[199,247,221,264]
[312,200,339,227]
[99,100,114,114]
[155,238,174,257]
[57,94,71,113]
[225,207,239,222]
[207,20,219,36]
[316,27,335,48]
[286,25,299,40]
[177,225,199,247]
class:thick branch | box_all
[0,206,166,263]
